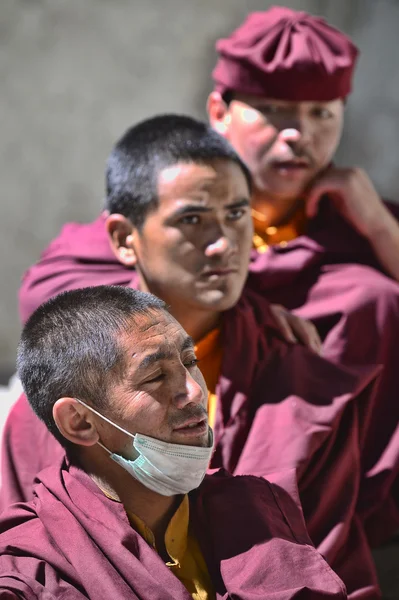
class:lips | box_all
[272,159,310,169]
[174,417,207,431]
[202,268,237,277]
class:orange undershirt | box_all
[194,328,223,429]
[251,205,308,253]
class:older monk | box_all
[0,285,348,599]
[3,114,395,598]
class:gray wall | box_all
[1,0,399,373]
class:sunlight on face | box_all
[241,107,260,124]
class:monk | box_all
[3,114,396,598]
[207,7,399,541]
[0,285,349,599]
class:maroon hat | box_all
[213,6,359,101]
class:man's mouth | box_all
[268,158,312,181]
[173,418,208,435]
[271,159,310,170]
[201,267,238,280]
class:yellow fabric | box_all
[251,205,308,253]
[194,328,223,429]
[127,496,215,600]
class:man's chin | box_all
[196,288,243,312]
[257,173,312,200]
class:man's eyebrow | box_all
[170,198,250,219]
[224,198,251,210]
[137,349,172,371]
[136,336,195,371]
[170,204,212,218]
[181,336,195,352]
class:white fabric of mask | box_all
[74,398,214,496]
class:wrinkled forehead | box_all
[121,310,192,361]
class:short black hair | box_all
[17,285,166,448]
[105,113,252,230]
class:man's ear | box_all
[207,91,231,137]
[53,398,100,447]
[105,214,137,268]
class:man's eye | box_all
[180,215,200,225]
[145,373,165,384]
[312,107,333,119]
[259,104,281,116]
[184,358,199,368]
[227,208,245,221]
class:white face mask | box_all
[75,398,214,496]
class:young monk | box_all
[207,8,399,546]
[3,115,395,598]
[0,285,348,599]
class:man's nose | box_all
[204,235,230,258]
[280,127,302,143]
[174,371,205,409]
[278,118,312,146]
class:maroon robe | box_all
[248,199,399,547]
[0,459,347,600]
[1,286,389,599]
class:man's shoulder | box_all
[0,498,52,559]
[196,469,311,545]
[225,287,281,333]
[202,467,297,502]
[0,497,81,598]
[41,213,111,261]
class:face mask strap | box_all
[96,440,113,455]
[74,398,136,440]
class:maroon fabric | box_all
[247,198,399,548]
[212,6,358,101]
[19,214,136,323]
[0,460,347,599]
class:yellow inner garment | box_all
[194,328,223,429]
[127,496,215,600]
[251,205,308,253]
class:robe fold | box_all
[0,459,347,599]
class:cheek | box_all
[241,233,254,260]
[193,369,208,406]
[314,124,342,164]
[140,233,192,273]
[242,129,278,165]
[117,389,152,421]
[229,114,275,151]
[125,392,168,435]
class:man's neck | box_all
[136,273,222,342]
[81,452,179,548]
[252,188,303,228]
[170,307,221,343]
